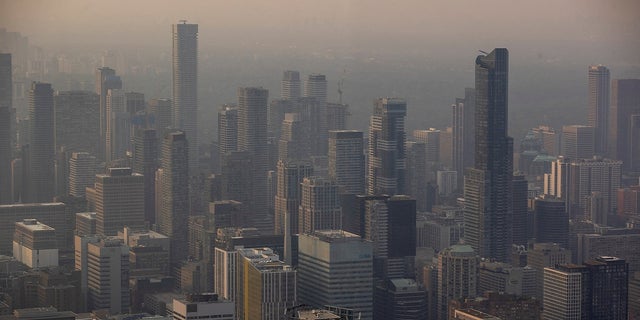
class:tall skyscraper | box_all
[156,130,189,264]
[148,98,172,135]
[274,160,313,264]
[54,91,100,156]
[303,75,328,156]
[237,87,270,232]
[281,70,301,100]
[452,88,476,187]
[172,21,199,174]
[561,125,595,159]
[437,244,478,320]
[565,157,621,218]
[132,128,158,224]
[217,104,238,170]
[533,197,569,247]
[405,141,427,211]
[367,98,407,196]
[464,48,513,262]
[413,128,441,164]
[24,82,55,203]
[512,173,528,246]
[588,65,610,155]
[304,73,327,107]
[0,53,12,204]
[299,176,342,234]
[68,152,97,198]
[105,88,127,163]
[278,113,311,161]
[297,231,374,320]
[328,130,365,195]
[609,79,640,170]
[95,67,122,161]
[90,167,144,236]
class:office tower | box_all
[617,186,640,219]
[437,244,478,320]
[297,231,373,320]
[452,88,476,186]
[374,278,427,320]
[172,21,199,174]
[630,115,640,172]
[217,104,238,170]
[274,160,313,264]
[68,152,96,198]
[278,113,311,161]
[125,91,145,114]
[268,99,296,141]
[95,67,122,161]
[512,174,528,246]
[585,256,628,319]
[24,82,55,203]
[532,125,559,156]
[220,150,253,207]
[105,88,129,162]
[156,130,189,264]
[477,261,536,297]
[326,102,350,131]
[12,219,58,268]
[416,212,463,251]
[565,158,621,218]
[132,129,158,224]
[90,167,144,236]
[237,87,270,232]
[148,98,172,134]
[0,203,68,255]
[328,130,364,195]
[436,170,458,197]
[588,65,610,155]
[413,128,440,165]
[121,227,171,278]
[527,242,572,300]
[367,98,407,196]
[304,73,327,107]
[75,212,96,236]
[281,70,301,100]
[171,294,235,320]
[86,237,130,314]
[609,79,640,170]
[561,125,595,159]
[0,54,11,204]
[236,248,296,320]
[299,177,341,234]
[405,141,427,211]
[543,264,587,320]
[576,231,640,274]
[53,91,100,157]
[464,48,513,262]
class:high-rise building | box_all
[436,170,458,197]
[53,91,100,157]
[0,203,68,255]
[629,115,640,173]
[477,261,536,297]
[584,256,628,319]
[297,231,373,320]
[437,244,478,320]
[588,65,610,155]
[236,248,296,320]
[367,98,407,196]
[564,158,621,218]
[172,21,199,174]
[274,160,313,264]
[413,128,440,164]
[156,130,189,264]
[304,74,327,107]
[237,87,270,232]
[106,88,129,163]
[374,278,427,320]
[75,212,97,236]
[512,174,528,246]
[405,141,427,211]
[281,70,301,100]
[527,242,572,300]
[278,113,311,161]
[217,104,238,171]
[326,102,350,131]
[304,75,328,155]
[464,48,513,262]
[561,125,595,159]
[452,88,476,187]
[328,130,364,195]
[132,128,158,224]
[95,67,122,161]
[542,264,587,320]
[86,237,130,314]
[68,152,97,198]
[12,219,58,268]
[0,53,11,204]
[24,82,55,203]
[609,79,640,170]
[90,167,145,236]
[299,177,342,234]
[148,98,172,135]
[170,293,235,320]
[532,125,559,156]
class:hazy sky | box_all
[1,0,639,64]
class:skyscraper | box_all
[512,173,528,246]
[24,82,55,203]
[464,48,513,262]
[0,53,12,204]
[172,21,198,174]
[217,104,238,170]
[105,88,127,163]
[278,113,311,161]
[237,87,270,232]
[328,130,365,195]
[304,73,327,107]
[367,98,407,196]
[437,244,478,320]
[452,88,476,187]
[609,79,640,171]
[86,237,130,314]
[299,176,342,234]
[148,98,172,135]
[404,141,427,211]
[561,125,595,159]
[68,152,97,198]
[95,67,122,161]
[132,129,158,224]
[303,75,328,156]
[156,130,189,264]
[54,91,100,156]
[588,65,610,155]
[281,70,301,100]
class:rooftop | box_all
[16,219,54,231]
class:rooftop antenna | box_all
[180,19,188,24]
[337,68,346,104]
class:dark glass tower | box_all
[464,48,513,262]
[25,82,55,203]
[0,54,12,204]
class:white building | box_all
[171,293,234,320]
[12,219,58,268]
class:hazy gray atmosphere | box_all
[2,0,640,139]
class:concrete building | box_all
[561,125,595,159]
[132,128,158,224]
[609,79,640,171]
[328,130,364,195]
[0,203,68,255]
[278,113,311,161]
[297,231,373,320]
[148,98,172,135]
[588,65,610,155]
[374,278,427,320]
[281,70,301,100]
[477,261,536,297]
[86,237,130,314]
[12,219,58,268]
[217,104,238,170]
[68,152,96,198]
[452,88,476,187]
[437,170,458,197]
[236,247,296,320]
[576,231,640,273]
[171,293,234,320]
[299,177,342,234]
[326,103,349,131]
[437,244,478,320]
[416,212,462,252]
[414,128,441,164]
[0,53,12,204]
[75,212,96,236]
[405,141,427,211]
[527,243,572,300]
[95,67,122,161]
